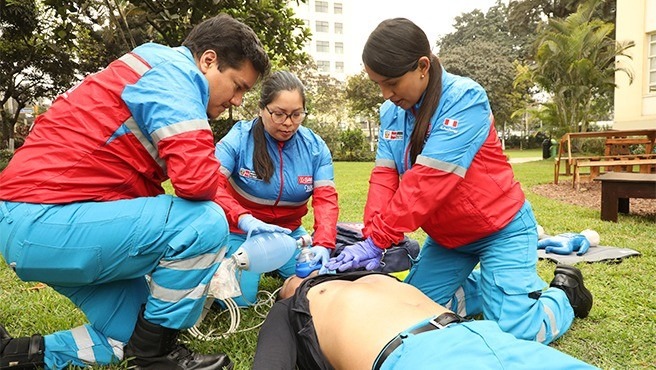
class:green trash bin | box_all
[550,139,558,159]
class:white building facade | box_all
[614,0,656,129]
[288,0,359,81]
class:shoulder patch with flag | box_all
[239,167,261,180]
[383,130,404,140]
[443,118,458,128]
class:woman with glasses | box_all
[327,18,593,346]
[214,70,338,306]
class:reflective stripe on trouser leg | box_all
[534,288,574,343]
[404,201,574,344]
[476,201,573,344]
[442,269,483,317]
[146,199,229,329]
[44,325,123,370]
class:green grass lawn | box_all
[1,159,654,369]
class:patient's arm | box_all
[252,299,297,370]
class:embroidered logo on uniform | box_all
[440,118,459,134]
[298,175,313,185]
[239,168,261,180]
[383,130,403,140]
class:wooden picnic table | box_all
[554,129,656,186]
[593,172,656,222]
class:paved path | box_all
[508,157,544,164]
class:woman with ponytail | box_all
[327,18,592,345]
[215,70,338,306]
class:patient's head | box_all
[278,270,320,300]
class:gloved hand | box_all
[309,246,331,274]
[326,237,383,272]
[238,214,291,236]
[537,233,590,256]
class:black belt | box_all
[372,312,468,370]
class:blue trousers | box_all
[0,195,229,369]
[380,319,597,369]
[222,227,305,307]
[404,201,573,344]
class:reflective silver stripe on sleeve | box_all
[151,119,212,144]
[107,337,124,361]
[219,166,231,177]
[229,178,309,207]
[149,279,208,302]
[158,250,225,271]
[124,117,166,172]
[375,159,396,168]
[314,179,335,188]
[415,155,467,178]
[119,53,150,76]
[71,326,96,364]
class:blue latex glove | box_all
[238,214,291,236]
[537,233,590,256]
[309,246,331,274]
[326,237,383,272]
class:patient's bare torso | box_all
[307,274,448,370]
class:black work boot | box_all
[124,310,233,370]
[0,325,45,369]
[550,264,593,318]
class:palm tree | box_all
[517,0,634,133]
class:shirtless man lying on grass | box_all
[252,271,596,370]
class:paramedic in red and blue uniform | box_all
[215,70,339,307]
[0,14,282,370]
[328,18,593,345]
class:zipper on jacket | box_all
[274,141,285,206]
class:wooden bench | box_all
[593,172,656,222]
[553,129,656,185]
[573,158,656,190]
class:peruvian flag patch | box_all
[443,118,458,128]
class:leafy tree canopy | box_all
[1,0,312,149]
[514,0,633,133]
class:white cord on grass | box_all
[187,287,281,341]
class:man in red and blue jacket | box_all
[0,14,276,370]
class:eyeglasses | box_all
[265,106,307,124]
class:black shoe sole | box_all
[552,265,593,318]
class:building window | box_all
[334,22,343,34]
[650,33,656,92]
[316,41,329,53]
[335,42,343,54]
[315,1,328,13]
[335,61,344,73]
[316,20,329,33]
[317,60,330,72]
[334,3,343,14]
